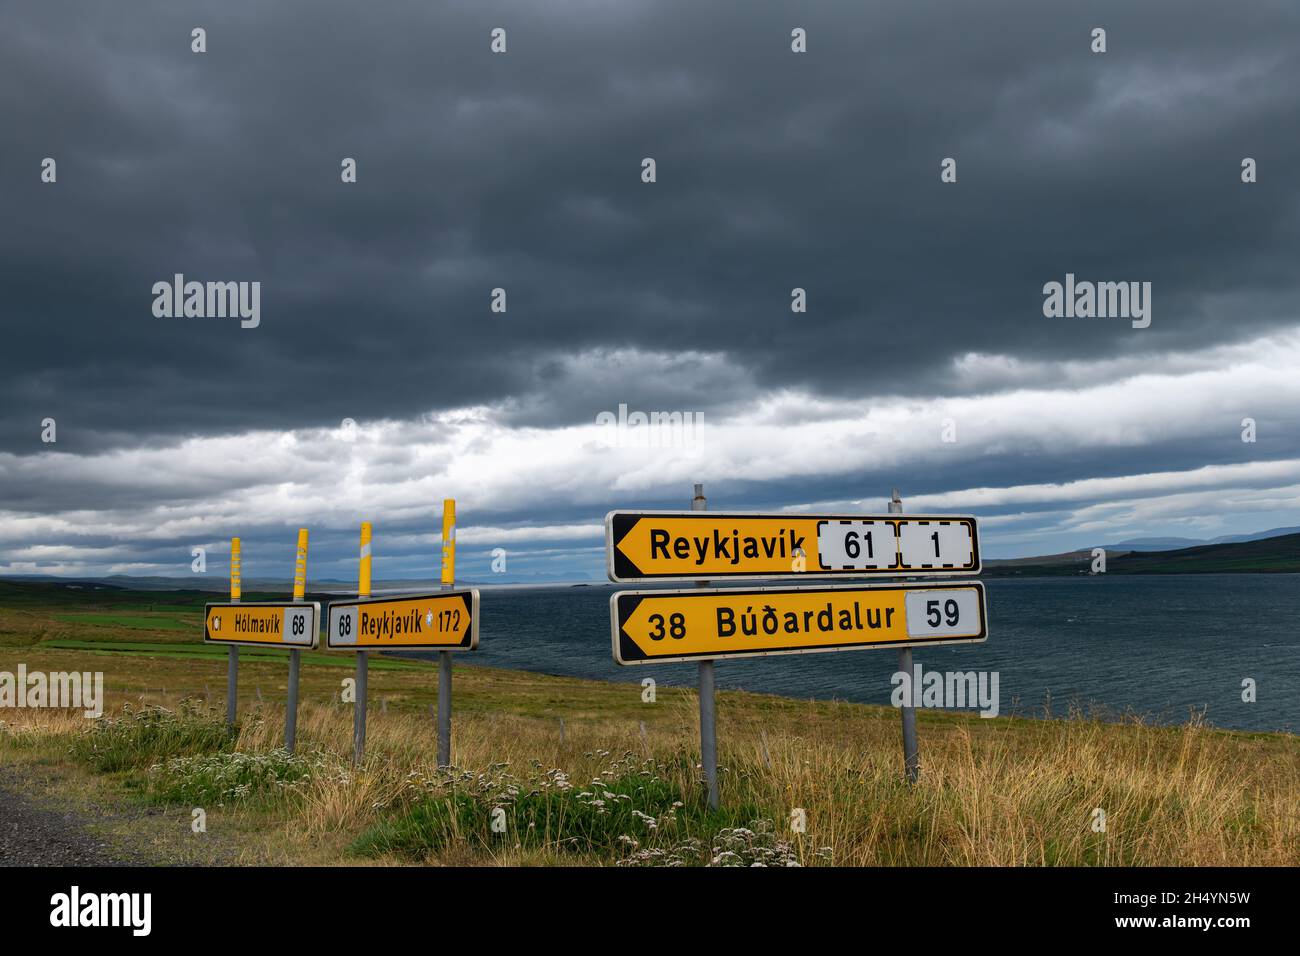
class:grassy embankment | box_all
[0,580,1296,866]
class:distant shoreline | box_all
[5,568,1300,596]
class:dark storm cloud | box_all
[3,0,1299,453]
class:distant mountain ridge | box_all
[1104,525,1300,551]
[985,531,1300,575]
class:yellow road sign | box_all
[326,590,479,651]
[204,602,319,649]
[605,511,980,582]
[611,582,987,664]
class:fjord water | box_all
[429,575,1300,734]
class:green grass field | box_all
[51,613,191,631]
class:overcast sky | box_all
[3,0,1299,583]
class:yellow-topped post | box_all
[293,528,309,601]
[230,537,242,602]
[353,521,372,765]
[359,522,373,598]
[440,499,456,587]
[285,528,309,752]
[226,537,241,728]
[437,499,455,766]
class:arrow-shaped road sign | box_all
[325,590,479,651]
[611,581,987,665]
[605,511,980,582]
[204,602,320,649]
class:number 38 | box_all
[647,612,686,640]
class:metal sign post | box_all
[204,538,320,752]
[353,522,372,766]
[692,484,719,811]
[324,507,478,768]
[891,489,920,783]
[226,537,240,730]
[438,498,455,767]
[285,528,309,753]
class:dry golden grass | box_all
[2,638,1297,866]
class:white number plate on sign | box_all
[331,605,358,646]
[898,520,974,570]
[904,587,983,638]
[283,606,314,644]
[816,520,896,570]
[818,519,974,571]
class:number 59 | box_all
[925,599,960,628]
